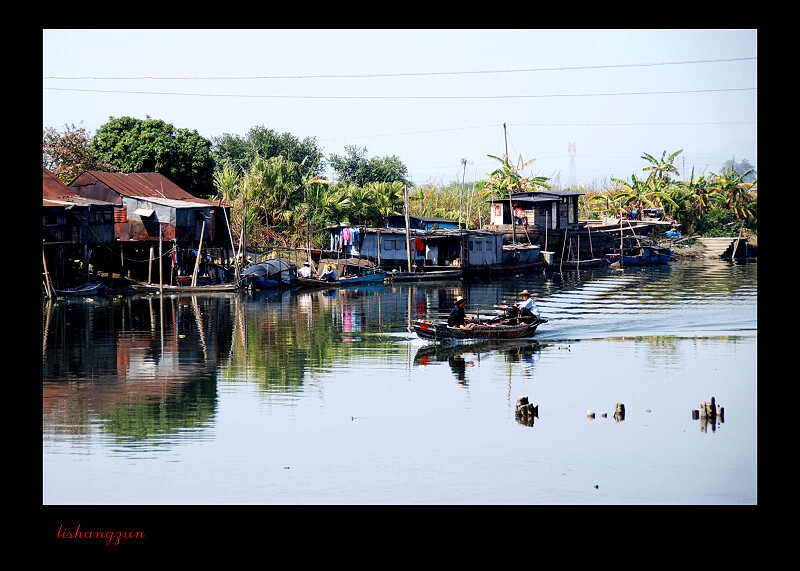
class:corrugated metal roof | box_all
[129,197,216,209]
[75,171,216,204]
[43,167,115,207]
[43,167,79,200]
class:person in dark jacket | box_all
[448,296,473,328]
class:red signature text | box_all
[56,524,146,546]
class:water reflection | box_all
[42,294,224,445]
[43,260,755,450]
[413,339,543,385]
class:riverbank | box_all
[669,232,757,260]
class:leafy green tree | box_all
[43,123,116,183]
[720,158,756,183]
[328,146,411,187]
[211,125,325,178]
[91,116,215,196]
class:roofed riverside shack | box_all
[68,171,235,286]
[43,167,116,293]
[485,190,673,257]
[323,217,511,275]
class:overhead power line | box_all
[43,86,756,100]
[43,57,756,81]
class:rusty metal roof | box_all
[43,167,79,200]
[43,167,117,207]
[73,171,216,204]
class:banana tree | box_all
[610,174,654,216]
[408,185,435,217]
[708,167,757,221]
[642,149,683,183]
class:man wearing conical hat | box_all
[516,290,541,320]
[448,296,474,328]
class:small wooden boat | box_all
[605,245,673,266]
[240,258,296,290]
[294,270,387,289]
[412,316,547,341]
[131,282,239,293]
[384,269,463,282]
[547,257,607,271]
[54,283,107,297]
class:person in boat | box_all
[298,261,313,279]
[321,264,337,282]
[448,296,474,328]
[516,290,541,320]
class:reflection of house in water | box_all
[42,294,237,442]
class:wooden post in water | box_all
[42,244,56,299]
[159,224,163,294]
[404,185,412,272]
[148,244,154,284]
[731,222,744,260]
[192,220,206,287]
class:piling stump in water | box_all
[692,396,724,432]
[516,396,538,426]
[614,402,625,422]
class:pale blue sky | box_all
[43,29,757,188]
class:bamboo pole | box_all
[192,220,206,287]
[731,222,744,259]
[159,224,163,294]
[148,244,154,284]
[42,244,56,299]
[404,185,413,272]
[544,211,548,252]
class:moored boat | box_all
[384,269,463,282]
[131,282,239,293]
[547,257,607,271]
[605,245,673,266]
[54,283,107,297]
[240,258,296,289]
[294,270,386,288]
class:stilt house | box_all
[487,191,584,236]
[68,171,233,283]
[42,167,115,289]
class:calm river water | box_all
[43,258,757,507]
